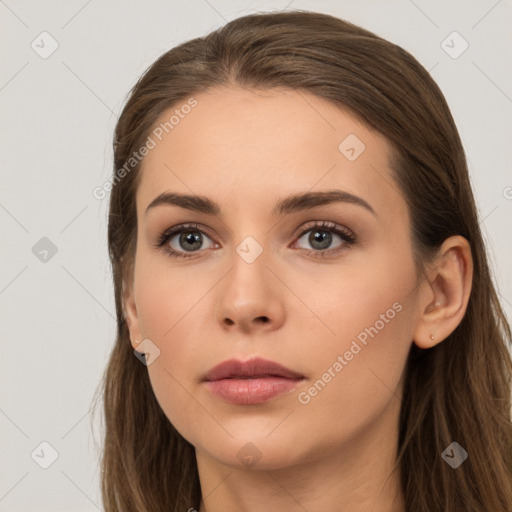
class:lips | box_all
[203,357,305,405]
[203,357,304,382]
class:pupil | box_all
[311,230,331,250]
[181,231,201,251]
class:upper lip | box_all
[203,357,304,381]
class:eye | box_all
[292,220,356,256]
[153,220,357,259]
[153,223,217,259]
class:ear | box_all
[122,276,143,352]
[413,235,473,349]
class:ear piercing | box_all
[430,334,434,341]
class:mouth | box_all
[203,356,304,381]
[203,357,305,405]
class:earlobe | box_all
[413,236,473,349]
[122,278,143,350]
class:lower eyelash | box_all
[154,221,357,258]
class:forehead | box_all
[136,86,407,225]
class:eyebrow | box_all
[145,189,377,218]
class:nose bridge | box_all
[215,227,285,332]
[235,232,267,266]
[227,232,272,295]
[220,196,273,268]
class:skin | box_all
[123,86,473,512]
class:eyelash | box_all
[153,221,357,259]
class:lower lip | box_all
[205,377,303,405]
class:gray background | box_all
[1,0,511,510]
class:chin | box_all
[199,430,308,471]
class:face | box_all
[124,86,424,470]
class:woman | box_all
[95,10,512,512]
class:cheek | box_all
[293,240,417,348]
[133,253,215,441]
[134,245,208,340]
[294,303,413,451]
[134,253,207,370]
[298,261,416,437]
[291,245,418,429]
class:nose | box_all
[215,247,285,334]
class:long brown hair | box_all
[91,10,512,511]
